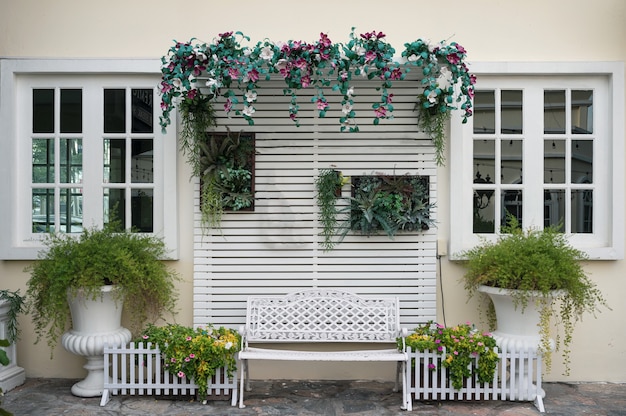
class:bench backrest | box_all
[244,289,400,343]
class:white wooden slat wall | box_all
[192,77,438,330]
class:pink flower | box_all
[437,346,443,352]
[171,358,176,363]
[428,363,436,370]
[189,353,195,359]
[186,336,192,341]
[364,50,377,63]
[142,335,149,339]
[177,371,185,378]
[318,33,332,48]
[224,98,232,113]
[227,67,240,79]
[316,98,329,111]
[374,106,387,118]
[184,357,190,362]
[186,89,197,100]
[247,68,260,83]
[453,351,459,355]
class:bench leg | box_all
[238,359,247,408]
[393,361,401,392]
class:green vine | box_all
[418,106,450,166]
[0,289,25,344]
[315,169,348,251]
[179,96,217,177]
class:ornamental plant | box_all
[401,321,499,390]
[138,323,241,399]
[315,168,349,251]
[158,29,475,165]
[460,215,609,374]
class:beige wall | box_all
[1,0,625,382]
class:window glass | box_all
[32,139,54,183]
[572,140,593,183]
[132,189,153,232]
[32,188,54,233]
[502,139,523,184]
[544,139,566,184]
[131,139,153,183]
[131,89,153,133]
[104,89,126,133]
[473,90,495,134]
[572,90,593,134]
[544,90,566,134]
[60,138,82,184]
[32,89,54,134]
[104,139,126,183]
[60,89,82,133]
[501,90,523,134]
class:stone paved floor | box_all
[2,378,626,415]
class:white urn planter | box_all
[0,300,25,392]
[61,285,131,397]
[478,285,558,401]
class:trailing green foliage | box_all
[340,174,433,240]
[460,216,609,374]
[315,169,347,251]
[0,290,25,344]
[25,224,181,355]
[137,323,240,398]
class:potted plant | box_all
[137,323,240,401]
[402,321,499,390]
[459,216,609,374]
[25,223,180,396]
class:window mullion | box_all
[524,86,544,229]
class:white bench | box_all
[237,289,409,409]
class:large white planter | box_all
[0,300,25,392]
[61,285,131,397]
[478,285,558,401]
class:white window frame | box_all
[0,59,178,260]
[449,62,624,260]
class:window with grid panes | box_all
[450,64,623,260]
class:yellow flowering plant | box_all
[137,323,240,398]
[401,321,499,390]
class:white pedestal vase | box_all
[0,300,25,393]
[477,285,556,402]
[61,285,131,397]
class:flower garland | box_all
[159,29,475,165]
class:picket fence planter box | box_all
[100,342,238,407]
[406,345,545,413]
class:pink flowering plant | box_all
[137,323,240,398]
[158,29,475,165]
[401,321,499,390]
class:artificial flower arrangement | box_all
[400,321,499,390]
[159,28,475,165]
[137,323,241,398]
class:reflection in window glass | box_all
[104,188,125,228]
[60,89,82,133]
[572,140,593,183]
[501,139,523,184]
[131,139,153,183]
[473,90,495,134]
[60,139,83,184]
[104,139,126,183]
[132,189,153,232]
[502,190,522,228]
[33,89,55,134]
[501,90,523,134]
[32,188,54,233]
[473,139,496,233]
[572,90,593,134]
[571,190,593,233]
[544,189,565,231]
[131,89,153,133]
[544,90,566,134]
[104,89,126,133]
[60,188,83,233]
[544,139,565,183]
[32,139,54,183]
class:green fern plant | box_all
[460,215,610,374]
[25,223,181,355]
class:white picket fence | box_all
[406,345,544,412]
[100,342,238,407]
